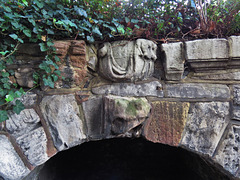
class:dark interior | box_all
[38,138,233,180]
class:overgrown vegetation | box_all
[0,0,239,122]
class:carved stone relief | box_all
[98,39,157,82]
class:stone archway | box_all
[37,138,232,180]
[1,37,240,180]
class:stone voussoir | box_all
[143,101,190,146]
[0,134,30,180]
[181,102,230,156]
[40,94,87,151]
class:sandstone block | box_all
[186,39,229,60]
[185,39,229,72]
[181,102,230,156]
[229,36,240,60]
[40,95,86,151]
[166,83,230,99]
[161,42,184,80]
[104,95,151,136]
[98,39,157,82]
[0,135,30,180]
[213,125,240,176]
[92,81,164,97]
[143,101,189,146]
[82,96,104,140]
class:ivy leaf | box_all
[11,21,21,29]
[35,1,44,8]
[4,6,12,13]
[9,34,18,40]
[103,24,116,32]
[51,74,58,82]
[0,110,8,122]
[39,43,48,52]
[43,76,54,88]
[21,0,28,6]
[131,19,139,23]
[2,72,9,78]
[125,17,130,23]
[23,29,31,37]
[117,25,125,34]
[74,6,87,18]
[54,70,61,76]
[5,94,14,102]
[87,36,95,43]
[92,26,102,37]
[13,100,25,115]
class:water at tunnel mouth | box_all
[38,138,233,180]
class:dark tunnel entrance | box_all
[38,138,233,180]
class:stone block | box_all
[185,39,229,72]
[161,42,184,80]
[0,134,30,180]
[92,80,164,97]
[213,125,240,176]
[15,68,34,88]
[181,102,230,156]
[82,96,104,140]
[87,44,98,71]
[233,85,240,105]
[17,43,44,56]
[165,83,230,99]
[143,101,189,146]
[186,39,229,60]
[6,109,41,138]
[98,39,157,82]
[16,127,48,166]
[191,70,240,81]
[229,36,240,60]
[11,92,37,108]
[53,41,71,57]
[40,94,86,151]
[104,95,151,136]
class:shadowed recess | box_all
[38,138,233,180]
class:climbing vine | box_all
[0,0,239,122]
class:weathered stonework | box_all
[185,39,229,72]
[92,80,164,97]
[181,102,230,156]
[214,125,240,176]
[143,101,190,146]
[165,83,230,99]
[6,109,49,166]
[98,39,157,82]
[0,135,30,180]
[82,96,104,140]
[1,37,240,179]
[104,95,151,136]
[161,42,184,80]
[40,94,87,151]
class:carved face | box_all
[136,39,157,61]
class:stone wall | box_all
[0,36,240,179]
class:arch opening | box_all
[37,138,233,180]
